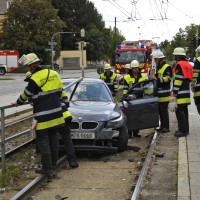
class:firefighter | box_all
[124,64,131,74]
[123,60,146,137]
[23,71,79,169]
[171,47,193,137]
[150,51,172,133]
[12,53,66,175]
[100,63,118,96]
[191,46,200,114]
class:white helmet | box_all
[124,64,130,69]
[18,53,40,66]
[104,63,112,70]
[153,51,165,59]
[130,60,140,68]
[173,47,186,56]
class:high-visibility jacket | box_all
[173,60,193,105]
[17,68,65,131]
[100,71,118,94]
[61,90,72,123]
[192,57,200,98]
[123,73,146,95]
[154,63,172,103]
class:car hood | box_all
[69,101,122,121]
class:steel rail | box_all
[131,131,158,200]
[10,155,67,200]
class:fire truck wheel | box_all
[0,68,6,75]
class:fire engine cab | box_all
[111,40,155,74]
[0,50,19,75]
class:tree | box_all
[0,0,65,64]
[159,24,200,61]
[51,0,125,61]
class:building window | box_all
[63,58,80,68]
[7,1,12,9]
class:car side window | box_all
[128,80,155,99]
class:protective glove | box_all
[169,96,177,112]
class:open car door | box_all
[118,79,159,131]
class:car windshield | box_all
[115,50,146,63]
[64,80,113,102]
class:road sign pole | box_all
[81,41,84,78]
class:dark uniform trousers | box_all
[175,105,189,133]
[194,97,200,115]
[36,128,58,169]
[58,124,76,162]
[159,102,169,129]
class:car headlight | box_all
[105,114,124,129]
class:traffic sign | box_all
[45,49,51,52]
[48,41,57,45]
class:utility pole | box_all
[114,17,117,50]
[196,26,199,49]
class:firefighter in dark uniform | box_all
[23,69,79,169]
[150,51,172,133]
[12,53,66,175]
[123,60,146,137]
[171,47,193,137]
[191,47,200,114]
[100,63,118,96]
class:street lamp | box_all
[50,29,85,69]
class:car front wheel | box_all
[116,125,128,152]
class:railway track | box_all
[0,117,156,200]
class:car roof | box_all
[62,78,104,84]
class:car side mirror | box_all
[122,100,128,108]
[125,94,136,101]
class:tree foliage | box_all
[158,24,199,61]
[51,0,125,61]
[0,0,65,64]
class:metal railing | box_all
[0,102,32,173]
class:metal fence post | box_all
[0,108,6,174]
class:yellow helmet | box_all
[153,51,165,59]
[124,64,130,69]
[173,47,186,56]
[24,71,32,82]
[104,63,112,70]
[130,60,140,68]
[18,53,40,66]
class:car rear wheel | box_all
[117,126,128,152]
[0,68,6,75]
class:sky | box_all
[89,0,200,44]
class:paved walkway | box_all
[178,98,200,200]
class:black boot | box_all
[69,160,79,168]
[133,130,141,138]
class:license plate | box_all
[71,132,95,139]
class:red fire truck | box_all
[0,50,19,75]
[111,40,156,74]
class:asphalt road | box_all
[0,68,99,116]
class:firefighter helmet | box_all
[173,47,186,56]
[130,60,140,68]
[18,53,40,66]
[104,63,112,70]
[24,71,32,82]
[153,51,165,59]
[124,64,130,69]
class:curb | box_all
[177,137,190,200]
